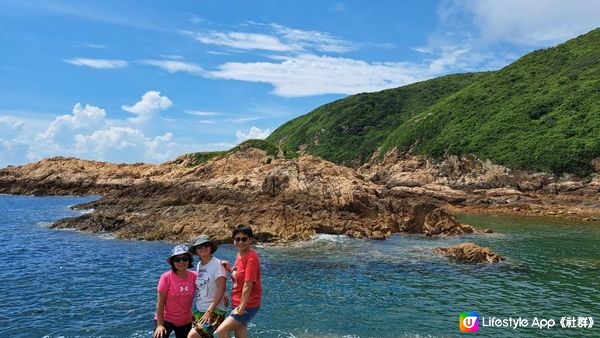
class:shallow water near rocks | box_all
[0,195,598,337]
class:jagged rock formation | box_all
[3,146,597,245]
[434,243,504,263]
[359,150,600,219]
[0,149,468,243]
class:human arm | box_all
[233,281,253,315]
[153,291,167,338]
[222,259,237,281]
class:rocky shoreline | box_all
[1,147,598,262]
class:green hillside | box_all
[267,72,487,164]
[268,27,600,175]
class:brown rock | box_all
[423,208,473,236]
[434,243,504,263]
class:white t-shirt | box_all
[194,256,227,312]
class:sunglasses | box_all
[196,243,212,249]
[233,236,249,243]
[172,256,190,263]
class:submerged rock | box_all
[434,243,504,263]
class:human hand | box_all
[221,260,232,273]
[199,311,212,325]
[233,306,245,316]
[153,324,166,338]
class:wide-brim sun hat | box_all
[166,244,193,264]
[188,235,218,255]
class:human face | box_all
[233,235,250,251]
[172,254,189,270]
[195,243,212,257]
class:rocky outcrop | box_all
[360,150,600,220]
[1,149,469,243]
[433,243,504,263]
[5,147,596,244]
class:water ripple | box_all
[0,196,598,337]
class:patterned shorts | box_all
[193,309,226,338]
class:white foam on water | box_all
[312,233,351,242]
[97,232,117,240]
[37,221,53,228]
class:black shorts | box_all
[153,320,192,338]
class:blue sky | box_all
[1,0,599,167]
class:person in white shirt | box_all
[187,235,227,338]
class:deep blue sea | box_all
[0,195,598,337]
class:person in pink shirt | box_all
[154,245,197,338]
[215,224,262,338]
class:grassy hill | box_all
[268,27,600,176]
[267,72,487,164]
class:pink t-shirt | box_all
[156,270,197,326]
[232,249,262,308]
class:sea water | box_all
[0,195,598,337]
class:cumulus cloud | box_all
[13,92,182,164]
[72,127,175,162]
[64,58,128,69]
[43,103,106,139]
[442,0,600,46]
[74,127,145,152]
[121,91,173,123]
[140,59,204,75]
[236,127,271,143]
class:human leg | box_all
[214,316,243,338]
[173,322,192,338]
[233,325,247,338]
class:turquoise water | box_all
[0,195,598,337]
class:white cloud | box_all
[74,127,145,152]
[207,51,230,56]
[140,59,204,75]
[184,110,221,116]
[427,48,469,73]
[443,0,600,46]
[184,23,355,54]
[184,30,295,52]
[159,55,185,60]
[0,116,25,130]
[43,103,106,139]
[85,44,107,49]
[189,15,204,25]
[121,91,173,123]
[229,116,261,123]
[331,3,346,12]
[144,132,174,160]
[236,127,271,143]
[64,58,128,69]
[210,54,429,97]
[270,23,355,53]
[25,104,180,163]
